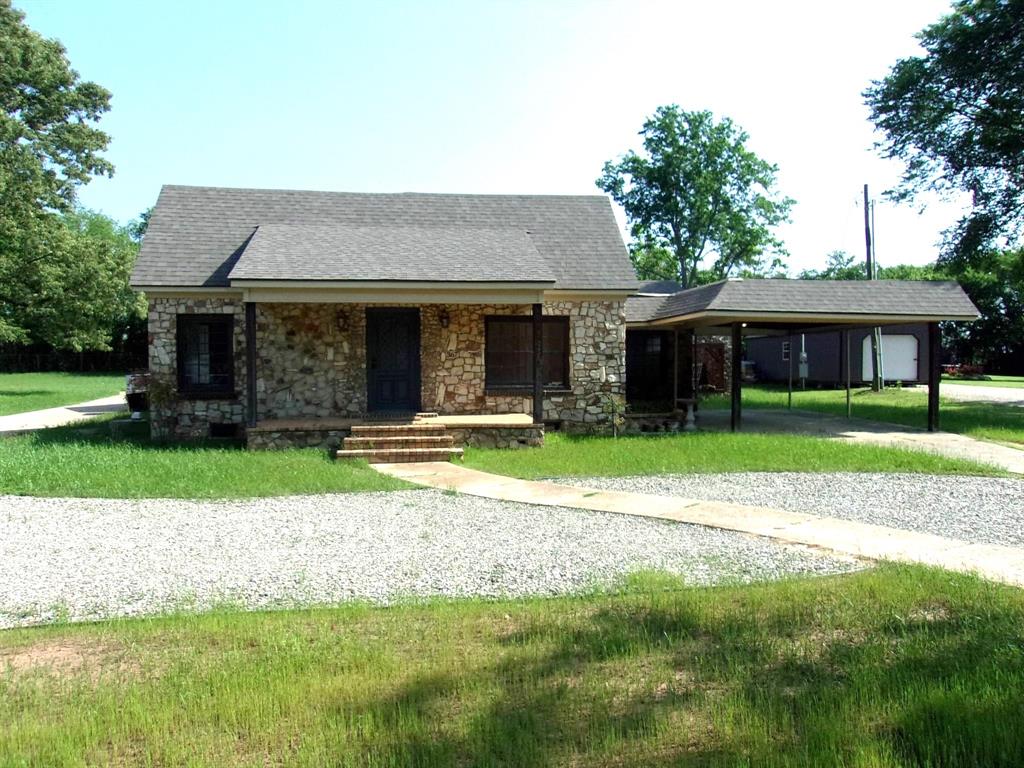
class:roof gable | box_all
[229,225,555,283]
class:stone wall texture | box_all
[147,297,247,440]
[147,298,626,440]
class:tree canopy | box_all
[597,106,794,288]
[0,0,117,348]
[864,0,1024,265]
[797,251,868,281]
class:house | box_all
[131,185,979,455]
[745,323,931,386]
[131,185,637,453]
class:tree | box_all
[127,207,152,243]
[797,251,867,280]
[944,249,1024,372]
[11,209,146,351]
[0,0,113,345]
[864,0,1024,265]
[597,105,794,288]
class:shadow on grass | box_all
[0,389,52,398]
[341,571,1024,766]
[22,416,251,455]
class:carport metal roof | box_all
[624,278,979,330]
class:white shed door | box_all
[862,335,919,381]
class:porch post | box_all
[730,323,742,432]
[927,321,941,432]
[245,301,257,428]
[672,328,679,407]
[532,303,543,424]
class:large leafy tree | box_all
[944,249,1024,371]
[597,106,794,288]
[864,0,1024,265]
[797,251,868,281]
[0,0,114,347]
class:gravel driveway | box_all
[562,473,1024,547]
[934,383,1024,407]
[0,491,860,629]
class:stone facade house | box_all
[131,186,637,450]
[131,185,979,453]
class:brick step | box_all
[351,424,448,437]
[414,412,439,419]
[336,447,464,464]
[343,435,454,450]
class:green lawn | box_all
[943,374,1024,388]
[0,418,408,498]
[0,372,125,416]
[2,565,1022,767]
[704,385,1024,447]
[463,430,1001,478]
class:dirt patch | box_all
[0,638,140,682]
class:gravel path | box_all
[560,473,1024,547]
[932,383,1024,407]
[0,491,860,629]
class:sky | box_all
[16,0,967,274]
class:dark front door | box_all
[366,308,421,413]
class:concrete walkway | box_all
[376,462,1024,588]
[698,408,1024,475]
[0,394,126,436]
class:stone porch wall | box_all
[255,300,625,432]
[147,298,626,439]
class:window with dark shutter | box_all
[176,314,235,396]
[485,316,570,390]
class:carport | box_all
[624,279,980,432]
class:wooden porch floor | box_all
[250,412,536,433]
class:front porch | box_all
[247,411,543,453]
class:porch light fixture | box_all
[335,309,349,332]
[438,309,450,328]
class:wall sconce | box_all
[438,309,450,328]
[336,309,349,332]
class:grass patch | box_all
[2,565,1023,766]
[943,374,1024,388]
[0,417,409,498]
[0,372,124,416]
[704,385,1024,447]
[463,431,1000,479]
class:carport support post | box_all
[245,301,257,428]
[532,303,543,425]
[927,322,941,432]
[787,333,793,410]
[730,323,742,432]
[844,330,852,419]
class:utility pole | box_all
[864,185,883,392]
[871,200,884,391]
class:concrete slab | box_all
[698,408,1024,474]
[377,461,1024,588]
[0,394,126,436]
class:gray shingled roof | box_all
[626,279,979,323]
[636,279,683,294]
[131,185,637,290]
[229,225,555,282]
